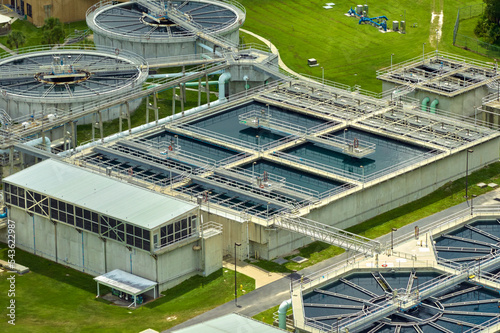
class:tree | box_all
[41,17,66,45]
[6,31,26,52]
[475,0,500,44]
[484,0,500,25]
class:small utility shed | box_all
[171,313,287,332]
[94,269,157,307]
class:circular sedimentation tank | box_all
[0,46,149,124]
[303,271,500,332]
[86,0,246,58]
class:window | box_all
[43,4,51,18]
[3,181,153,252]
[159,215,196,249]
[26,3,31,18]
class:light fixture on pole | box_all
[471,194,477,215]
[465,149,474,199]
[391,53,394,73]
[234,242,242,307]
[321,66,324,85]
[422,43,426,63]
[391,228,398,253]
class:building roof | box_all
[171,313,286,333]
[5,159,197,229]
[94,269,157,296]
[0,14,10,25]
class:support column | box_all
[154,92,158,125]
[206,73,210,106]
[71,121,76,150]
[172,86,176,119]
[198,77,202,106]
[9,146,13,175]
[179,84,184,115]
[98,112,104,143]
[146,95,150,123]
[119,106,123,134]
[126,102,131,134]
[91,115,95,142]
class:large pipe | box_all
[278,299,292,330]
[430,98,439,114]
[0,136,51,155]
[421,97,430,112]
[147,70,224,79]
[197,43,223,57]
[218,72,231,101]
[57,99,225,157]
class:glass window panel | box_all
[134,226,142,237]
[51,208,59,221]
[134,237,142,248]
[66,214,74,226]
[75,207,83,217]
[59,212,67,223]
[66,204,74,215]
[143,240,150,251]
[126,234,134,246]
[84,220,91,231]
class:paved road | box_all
[165,188,500,332]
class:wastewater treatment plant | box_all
[1,0,500,332]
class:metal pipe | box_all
[278,299,292,329]
[218,72,231,101]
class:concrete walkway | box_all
[165,188,500,332]
[0,42,15,56]
[222,259,288,289]
[240,28,312,82]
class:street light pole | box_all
[337,316,341,333]
[422,43,426,63]
[321,66,324,85]
[234,242,241,307]
[465,149,474,199]
[391,53,394,73]
[436,29,439,54]
[471,194,477,215]
[391,228,397,254]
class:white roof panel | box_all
[5,159,197,229]
[171,313,286,333]
[94,269,156,295]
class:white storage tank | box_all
[0,46,149,124]
[86,0,246,59]
[392,21,399,31]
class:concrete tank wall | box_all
[307,138,500,230]
[382,81,489,117]
[89,0,243,59]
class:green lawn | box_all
[0,19,89,52]
[249,241,344,273]
[0,247,255,332]
[238,0,490,92]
